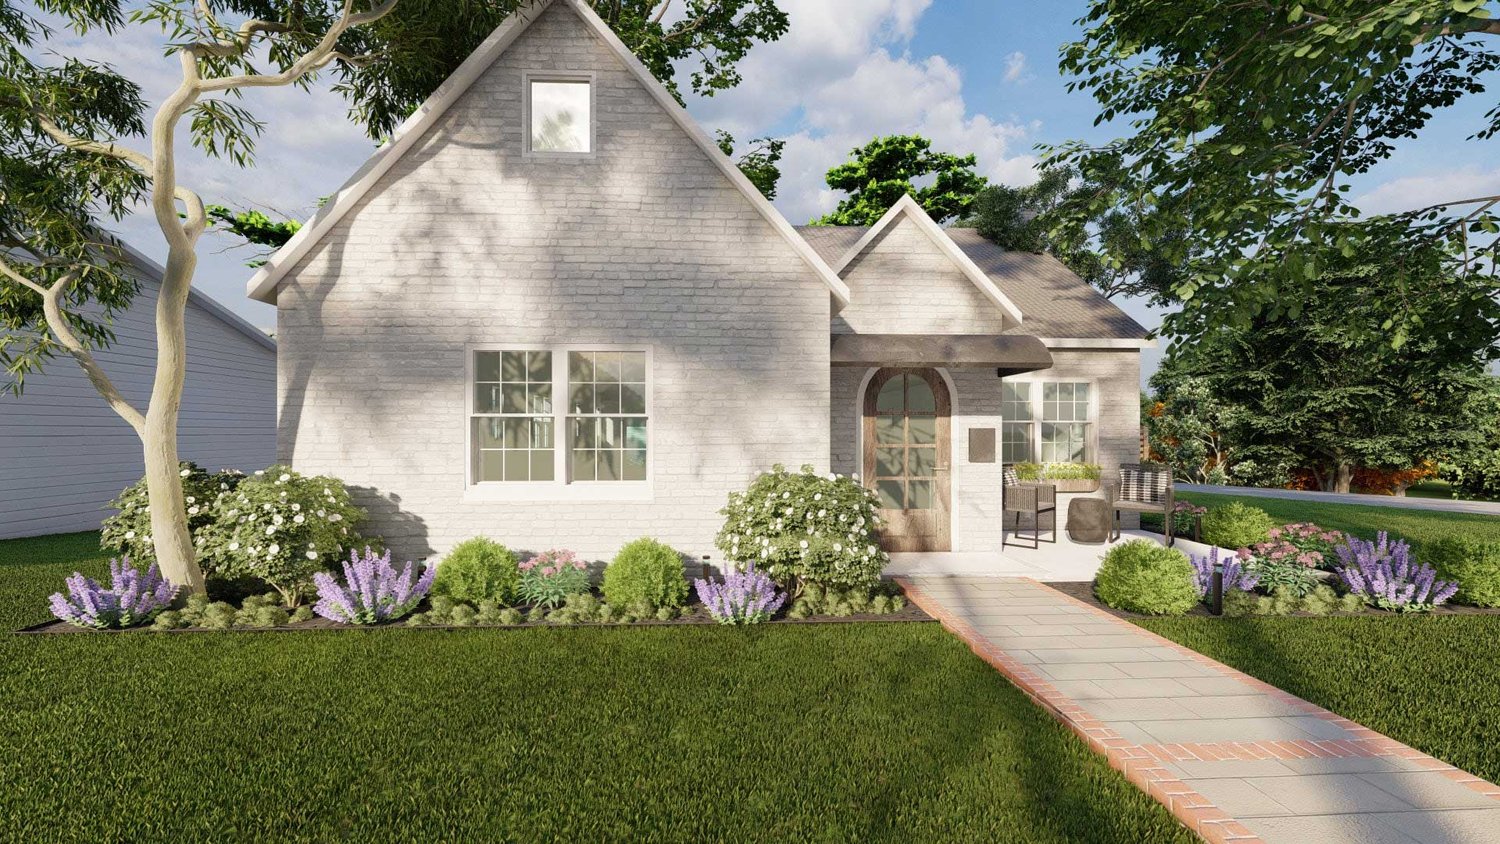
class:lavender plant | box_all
[312,548,436,625]
[1191,548,1259,599]
[1335,532,1459,612]
[694,563,786,625]
[48,558,177,629]
[518,549,591,609]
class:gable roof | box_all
[113,240,276,352]
[796,224,1151,341]
[245,0,850,306]
[828,194,1025,325]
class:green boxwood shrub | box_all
[601,538,689,611]
[1426,537,1500,607]
[1094,540,1197,615]
[716,464,887,588]
[433,537,521,605]
[1201,502,1276,549]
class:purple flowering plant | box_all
[312,547,436,624]
[694,563,786,625]
[518,549,592,609]
[1191,548,1260,600]
[1335,532,1458,612]
[49,558,177,629]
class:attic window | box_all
[528,78,592,154]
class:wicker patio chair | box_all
[1105,463,1175,546]
[1002,466,1056,549]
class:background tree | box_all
[338,0,789,139]
[1050,0,1500,348]
[811,135,987,226]
[1143,374,1244,484]
[0,0,409,594]
[1151,238,1498,493]
[715,130,784,199]
[969,163,1186,302]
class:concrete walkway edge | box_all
[897,576,1500,844]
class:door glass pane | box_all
[908,447,936,478]
[908,480,933,510]
[876,376,904,412]
[877,479,904,509]
[908,416,936,444]
[875,415,904,443]
[875,448,904,477]
[906,377,936,412]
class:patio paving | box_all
[899,576,1500,844]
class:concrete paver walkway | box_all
[1176,483,1500,516]
[900,576,1500,844]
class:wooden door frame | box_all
[861,367,952,552]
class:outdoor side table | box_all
[1066,497,1110,544]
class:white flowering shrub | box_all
[716,464,888,588]
[102,462,245,567]
[196,466,366,605]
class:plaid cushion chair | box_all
[1002,467,1056,549]
[1106,463,1175,545]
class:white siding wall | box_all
[830,349,1142,552]
[0,277,277,539]
[274,3,830,563]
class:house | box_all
[243,0,1150,563]
[1,243,277,539]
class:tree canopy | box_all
[715,130,784,200]
[811,135,987,226]
[1050,0,1500,348]
[969,164,1185,302]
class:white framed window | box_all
[525,75,593,155]
[1000,380,1093,464]
[468,346,650,495]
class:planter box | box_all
[1051,479,1101,494]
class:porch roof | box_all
[830,333,1053,375]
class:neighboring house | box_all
[0,245,277,539]
[244,0,1150,562]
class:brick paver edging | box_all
[895,576,1500,844]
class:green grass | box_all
[1177,491,1500,549]
[1138,615,1500,784]
[1,533,1191,843]
[1406,479,1498,503]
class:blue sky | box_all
[62,0,1500,382]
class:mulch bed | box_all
[17,596,934,635]
[1040,580,1500,619]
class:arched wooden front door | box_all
[863,368,952,552]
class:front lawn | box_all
[1176,490,1500,549]
[1138,615,1500,784]
[1,533,1192,842]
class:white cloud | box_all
[685,0,1039,224]
[1354,167,1500,216]
[1003,51,1028,83]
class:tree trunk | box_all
[1333,463,1355,494]
[143,244,206,595]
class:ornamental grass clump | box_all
[694,563,785,625]
[312,548,436,625]
[716,464,887,589]
[1335,532,1458,612]
[1190,548,1259,599]
[518,549,591,609]
[48,558,177,629]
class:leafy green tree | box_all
[715,130,785,199]
[811,135,987,226]
[971,164,1186,301]
[338,0,789,139]
[1144,374,1245,484]
[0,0,408,594]
[1152,238,1498,493]
[1050,0,1500,346]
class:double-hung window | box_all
[1000,380,1093,464]
[470,348,649,488]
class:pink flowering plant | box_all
[1238,522,1346,570]
[49,558,177,629]
[312,548,436,624]
[694,563,785,625]
[518,549,591,609]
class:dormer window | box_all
[527,77,592,154]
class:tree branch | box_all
[31,112,153,171]
[196,0,400,92]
